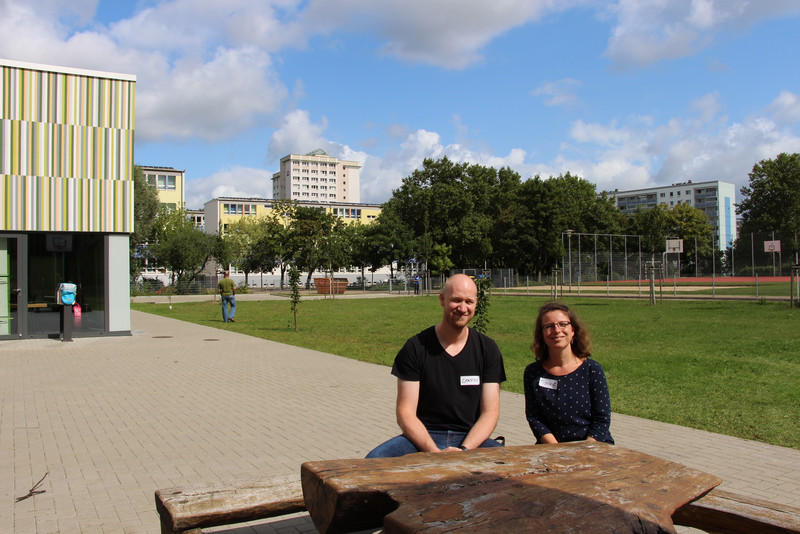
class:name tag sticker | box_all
[539,377,558,390]
[461,375,480,386]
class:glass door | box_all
[0,236,26,338]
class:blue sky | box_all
[2,0,799,209]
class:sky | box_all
[2,0,799,210]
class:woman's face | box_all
[541,310,574,353]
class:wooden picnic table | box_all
[301,441,722,534]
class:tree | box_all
[345,222,373,286]
[512,173,606,278]
[147,208,215,285]
[627,204,670,254]
[738,153,800,264]
[665,203,713,274]
[473,274,493,334]
[366,207,414,279]
[429,243,454,281]
[212,220,240,275]
[222,215,282,284]
[286,205,340,288]
[384,157,497,268]
[288,264,300,332]
[131,165,160,281]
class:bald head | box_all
[441,274,477,298]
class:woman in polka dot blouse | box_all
[523,302,614,444]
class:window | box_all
[222,203,255,215]
[146,174,177,190]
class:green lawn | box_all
[132,296,800,449]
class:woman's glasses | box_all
[542,321,571,332]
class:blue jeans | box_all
[366,431,503,458]
[221,295,236,322]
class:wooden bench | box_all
[674,488,800,534]
[154,450,800,534]
[154,474,305,534]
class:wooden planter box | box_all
[314,278,348,295]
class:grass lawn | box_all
[132,296,800,450]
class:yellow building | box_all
[203,197,381,234]
[140,165,185,212]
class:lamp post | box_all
[566,229,574,293]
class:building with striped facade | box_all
[1,59,135,339]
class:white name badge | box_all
[461,375,480,386]
[539,377,558,390]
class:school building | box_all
[0,59,135,339]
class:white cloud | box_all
[186,166,273,209]
[136,46,287,142]
[769,91,800,126]
[532,79,583,107]
[563,93,800,193]
[299,0,579,69]
[603,0,800,67]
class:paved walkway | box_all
[1,310,798,533]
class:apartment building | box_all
[140,165,185,212]
[608,180,737,250]
[271,149,361,203]
[1,59,135,339]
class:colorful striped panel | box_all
[0,175,133,233]
[0,119,133,181]
[1,66,135,129]
[0,63,135,233]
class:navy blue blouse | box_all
[523,358,614,444]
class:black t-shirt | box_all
[391,326,506,432]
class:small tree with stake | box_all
[473,274,493,334]
[288,264,301,332]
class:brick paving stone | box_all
[1,306,798,533]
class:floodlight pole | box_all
[712,232,716,298]
[566,230,574,293]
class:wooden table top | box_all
[301,441,722,533]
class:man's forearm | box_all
[461,412,498,449]
[398,415,439,452]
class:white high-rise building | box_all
[608,180,737,250]
[271,149,361,203]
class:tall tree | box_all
[364,207,413,279]
[738,152,800,263]
[147,208,215,285]
[131,165,160,281]
[627,204,670,254]
[286,205,340,288]
[385,157,497,268]
[513,173,605,278]
[222,215,282,284]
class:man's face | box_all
[440,278,477,329]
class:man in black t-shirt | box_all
[366,274,506,458]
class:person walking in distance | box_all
[218,271,237,323]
